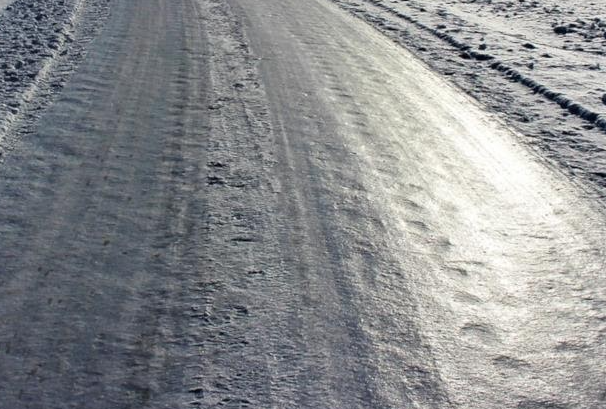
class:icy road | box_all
[0,0,605,408]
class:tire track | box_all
[332,0,606,132]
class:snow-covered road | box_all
[0,0,605,408]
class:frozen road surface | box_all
[0,0,605,408]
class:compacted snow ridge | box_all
[331,0,606,199]
[0,0,110,156]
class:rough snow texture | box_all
[0,0,110,156]
[331,0,606,199]
[0,0,15,13]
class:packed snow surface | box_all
[333,0,606,198]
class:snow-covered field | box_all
[332,0,606,198]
